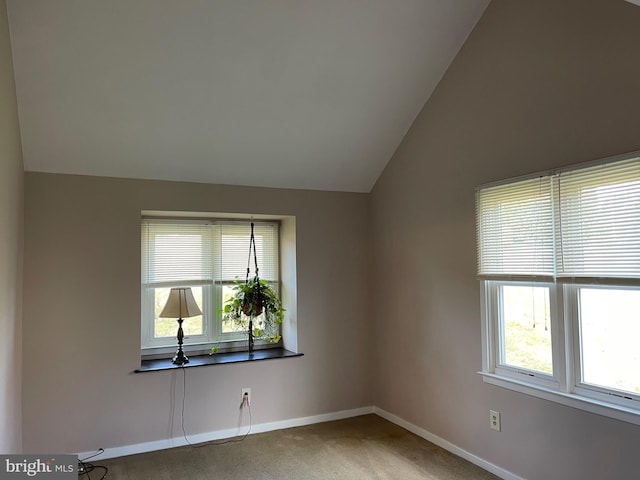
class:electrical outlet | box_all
[241,387,251,406]
[490,410,501,431]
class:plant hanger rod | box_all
[246,222,259,283]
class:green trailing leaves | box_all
[222,276,285,344]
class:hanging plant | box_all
[222,276,284,344]
[219,222,284,353]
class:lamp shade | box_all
[159,287,202,319]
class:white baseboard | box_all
[373,407,525,480]
[79,405,523,480]
[78,406,375,461]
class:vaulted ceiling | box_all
[7,0,489,192]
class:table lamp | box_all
[159,287,202,365]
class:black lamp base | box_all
[173,317,189,365]
[172,350,189,365]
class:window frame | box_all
[141,283,213,350]
[483,280,563,392]
[478,151,640,425]
[568,283,640,410]
[140,217,282,357]
[481,281,640,424]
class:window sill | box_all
[135,348,303,373]
[479,371,640,426]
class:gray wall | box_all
[0,0,23,454]
[17,0,640,478]
[22,173,373,453]
[371,1,640,479]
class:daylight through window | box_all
[141,219,280,354]
[476,153,640,422]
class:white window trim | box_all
[140,283,213,350]
[140,215,282,356]
[480,269,640,427]
[483,280,563,391]
[479,372,640,426]
[478,150,640,425]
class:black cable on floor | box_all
[78,449,108,480]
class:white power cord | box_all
[180,367,252,448]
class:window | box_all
[141,218,280,354]
[477,152,640,423]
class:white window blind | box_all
[142,219,279,286]
[477,155,640,282]
[141,220,214,287]
[555,158,640,281]
[214,223,279,282]
[476,175,554,280]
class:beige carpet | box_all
[96,414,500,480]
